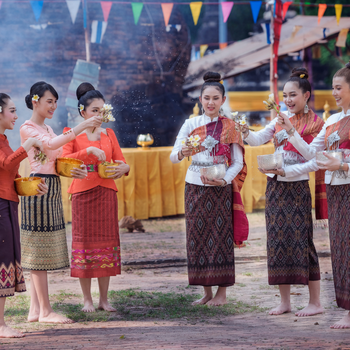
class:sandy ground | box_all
[2,211,350,350]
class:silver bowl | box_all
[342,149,350,163]
[316,150,343,163]
[257,153,284,170]
[200,164,226,181]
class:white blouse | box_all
[170,114,244,186]
[289,108,350,185]
[244,113,318,182]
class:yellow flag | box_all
[200,45,208,57]
[190,2,202,25]
[335,4,342,25]
[336,28,349,47]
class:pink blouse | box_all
[20,120,76,175]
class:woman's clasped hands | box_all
[105,160,130,179]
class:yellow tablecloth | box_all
[19,144,315,222]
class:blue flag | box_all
[30,1,44,22]
[250,1,262,23]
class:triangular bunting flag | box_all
[161,3,173,27]
[336,28,349,47]
[66,0,80,24]
[30,1,44,22]
[250,1,262,24]
[91,20,108,43]
[190,2,202,26]
[200,44,208,57]
[318,4,327,24]
[175,24,181,32]
[219,43,228,49]
[221,2,233,23]
[282,1,292,20]
[101,1,112,22]
[131,2,143,25]
[335,4,342,26]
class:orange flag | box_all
[335,4,342,25]
[161,3,173,27]
[317,4,327,24]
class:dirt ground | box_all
[2,211,350,350]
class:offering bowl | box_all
[15,177,42,196]
[200,164,226,181]
[98,161,120,179]
[257,153,284,170]
[56,158,84,178]
[316,151,343,163]
[137,134,154,150]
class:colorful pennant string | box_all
[131,2,143,25]
[250,1,262,24]
[221,1,233,23]
[66,0,80,24]
[317,3,327,24]
[161,3,173,27]
[30,0,43,22]
[101,1,112,22]
[190,1,202,26]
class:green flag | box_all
[131,3,143,25]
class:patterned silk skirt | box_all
[0,199,26,297]
[327,184,350,310]
[71,186,121,278]
[265,178,320,285]
[21,174,69,271]
[185,183,235,287]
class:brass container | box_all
[15,177,42,196]
[137,134,154,150]
[98,162,120,179]
[56,158,84,178]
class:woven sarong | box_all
[185,183,234,287]
[71,186,121,278]
[0,199,26,297]
[265,178,320,285]
[21,174,69,271]
[327,184,350,310]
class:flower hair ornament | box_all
[299,74,305,78]
[32,95,40,102]
[79,104,84,112]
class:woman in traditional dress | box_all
[278,62,350,329]
[170,72,248,306]
[62,83,129,313]
[241,68,327,316]
[20,82,102,324]
[0,93,48,338]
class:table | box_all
[19,144,316,222]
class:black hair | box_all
[200,72,225,97]
[0,93,11,113]
[76,82,105,116]
[283,67,311,102]
[25,81,59,110]
[334,60,350,87]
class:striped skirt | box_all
[0,199,26,297]
[327,184,350,310]
[21,174,69,271]
[185,183,235,287]
[71,186,121,278]
[265,178,320,285]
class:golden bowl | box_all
[137,134,154,150]
[56,158,84,178]
[15,177,42,196]
[98,162,120,179]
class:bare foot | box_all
[269,302,291,315]
[0,325,25,338]
[27,313,39,322]
[191,294,213,306]
[98,301,116,312]
[207,295,227,306]
[39,312,74,324]
[82,301,95,313]
[330,312,350,329]
[295,303,323,317]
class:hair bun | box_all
[203,71,221,83]
[345,60,350,69]
[76,82,95,100]
[290,67,309,80]
[25,94,33,110]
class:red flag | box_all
[101,1,112,22]
[282,1,292,20]
[273,0,283,105]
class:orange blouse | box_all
[62,128,127,194]
[0,134,28,202]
